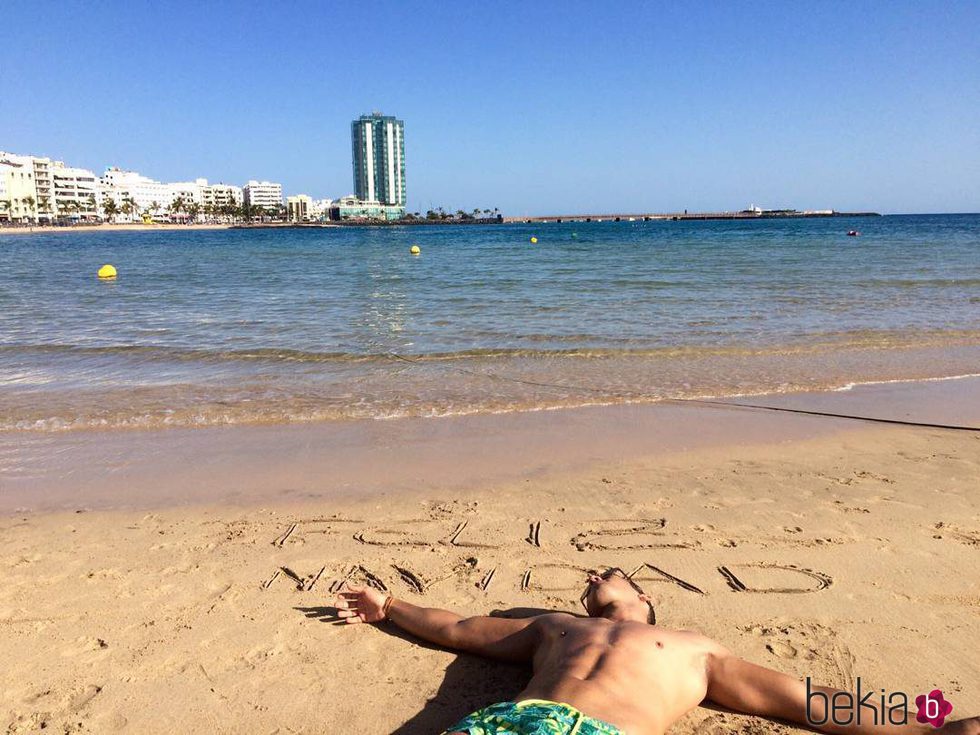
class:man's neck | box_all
[599,602,644,624]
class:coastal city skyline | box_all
[3,2,977,215]
[1,112,414,224]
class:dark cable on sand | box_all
[384,351,980,433]
[678,398,980,433]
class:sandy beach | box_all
[0,223,235,236]
[1,380,977,734]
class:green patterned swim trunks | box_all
[443,699,624,735]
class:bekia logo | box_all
[807,678,953,729]
[916,690,954,729]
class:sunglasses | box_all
[580,567,655,624]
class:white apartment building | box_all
[286,194,313,222]
[0,155,35,222]
[0,151,58,222]
[51,164,101,220]
[310,198,332,221]
[201,182,242,210]
[31,156,55,221]
[101,167,172,221]
[169,179,205,206]
[243,180,283,210]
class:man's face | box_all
[581,568,654,623]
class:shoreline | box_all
[0,213,879,235]
[5,339,980,434]
[3,375,978,515]
[1,377,977,732]
[0,212,890,235]
[505,210,882,223]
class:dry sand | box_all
[1,392,978,733]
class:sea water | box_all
[1,214,978,431]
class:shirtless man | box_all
[336,567,977,735]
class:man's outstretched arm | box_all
[335,584,540,663]
[705,642,977,735]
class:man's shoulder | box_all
[531,611,578,627]
[509,611,580,634]
[487,611,576,630]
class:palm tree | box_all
[0,199,10,221]
[169,196,188,223]
[86,194,97,216]
[58,200,72,218]
[187,202,200,223]
[22,196,36,223]
[122,196,138,222]
[103,197,118,223]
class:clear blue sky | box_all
[3,0,978,215]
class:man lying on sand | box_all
[336,567,977,735]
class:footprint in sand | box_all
[782,526,803,534]
[854,470,894,484]
[5,712,52,733]
[765,640,798,659]
[742,622,855,689]
[691,524,716,533]
[91,711,129,731]
[67,684,103,712]
[832,500,870,514]
[21,689,55,705]
[61,636,108,657]
[932,521,980,546]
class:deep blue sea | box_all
[1,215,978,431]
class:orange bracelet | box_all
[382,594,394,619]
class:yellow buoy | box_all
[530,236,538,244]
[97,264,117,279]
[410,245,421,255]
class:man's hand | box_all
[335,585,389,624]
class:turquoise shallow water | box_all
[1,214,978,430]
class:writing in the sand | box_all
[263,515,836,598]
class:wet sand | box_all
[1,379,978,733]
